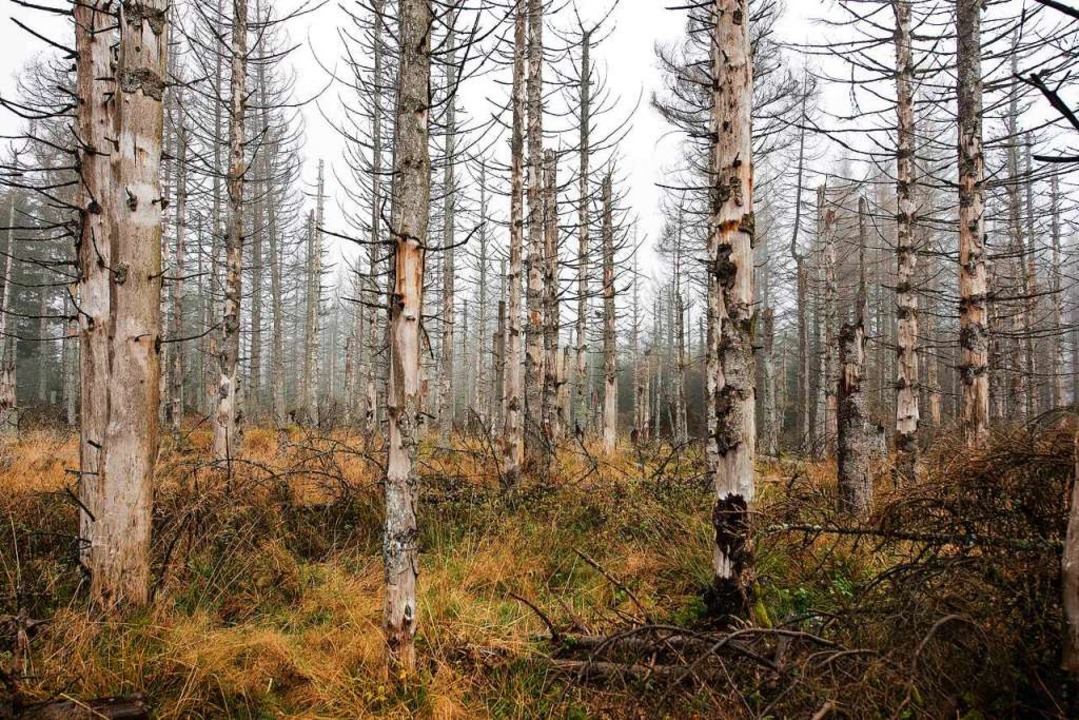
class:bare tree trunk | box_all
[542,150,562,444]
[1004,63,1029,424]
[494,297,506,431]
[796,259,810,451]
[1023,134,1040,416]
[524,0,548,470]
[460,299,469,423]
[345,281,359,426]
[169,114,188,431]
[838,320,869,517]
[503,0,526,488]
[0,193,18,439]
[818,184,837,456]
[438,18,457,443]
[575,30,591,432]
[383,0,431,678]
[214,0,248,463]
[207,0,226,419]
[63,300,77,427]
[675,286,688,445]
[651,295,662,438]
[601,175,616,454]
[365,0,386,435]
[0,351,14,439]
[475,162,490,429]
[305,163,325,426]
[75,0,115,566]
[89,0,167,607]
[708,0,755,613]
[957,0,989,445]
[248,162,263,419]
[632,261,644,438]
[838,196,871,518]
[893,0,919,483]
[1050,175,1065,409]
[35,290,47,404]
[760,307,776,456]
[267,154,286,432]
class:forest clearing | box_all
[1,0,1079,716]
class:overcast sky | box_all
[0,0,822,281]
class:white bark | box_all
[956,0,989,445]
[893,0,919,482]
[213,0,248,463]
[708,0,755,612]
[502,0,526,488]
[88,0,168,607]
[601,175,616,454]
[383,0,431,677]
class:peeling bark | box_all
[438,17,457,442]
[523,0,547,471]
[707,0,755,614]
[92,0,168,607]
[601,175,616,454]
[502,0,526,488]
[383,0,431,677]
[893,0,919,483]
[76,0,115,571]
[542,150,562,444]
[575,31,592,431]
[0,193,18,439]
[213,0,248,463]
[956,0,989,445]
[838,197,871,518]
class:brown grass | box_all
[0,423,1074,718]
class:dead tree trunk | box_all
[304,162,325,426]
[1050,174,1065,409]
[601,174,617,454]
[75,0,115,569]
[90,0,168,607]
[214,0,248,463]
[760,307,776,457]
[1003,62,1029,423]
[494,296,506,431]
[542,150,562,444]
[268,144,286,432]
[956,0,990,445]
[575,30,592,432]
[838,196,871,518]
[524,0,547,470]
[0,193,18,439]
[818,184,837,456]
[893,0,920,483]
[1022,135,1040,415]
[708,0,755,614]
[365,0,386,435]
[383,0,431,678]
[475,162,490,429]
[632,260,645,439]
[503,0,526,488]
[439,19,457,442]
[169,111,187,431]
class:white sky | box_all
[0,0,819,280]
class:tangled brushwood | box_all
[0,421,1076,718]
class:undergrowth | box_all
[0,420,1074,718]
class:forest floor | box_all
[0,420,1075,719]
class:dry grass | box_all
[0,423,1074,718]
[0,429,718,718]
